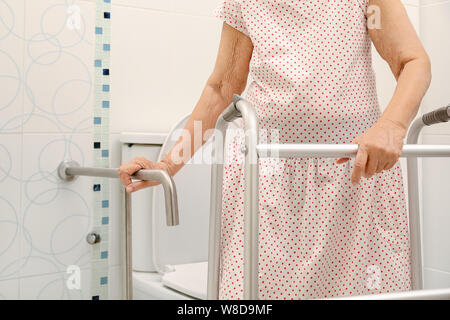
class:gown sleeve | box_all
[214,0,249,37]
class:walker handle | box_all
[422,104,450,125]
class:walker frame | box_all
[207,95,450,300]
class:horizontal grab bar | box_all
[256,144,450,158]
[57,160,179,226]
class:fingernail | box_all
[126,186,132,193]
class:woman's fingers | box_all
[336,157,350,164]
[118,157,169,193]
[364,153,379,178]
[118,157,153,192]
[351,146,368,186]
[126,180,159,193]
[337,138,357,165]
[375,159,386,174]
[118,161,142,188]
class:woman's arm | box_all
[338,0,431,185]
[119,23,253,193]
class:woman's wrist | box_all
[378,116,408,138]
[160,157,179,177]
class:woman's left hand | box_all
[336,118,407,185]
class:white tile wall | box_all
[424,268,450,289]
[0,0,25,133]
[110,1,222,134]
[419,0,450,289]
[0,0,118,299]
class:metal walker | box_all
[206,95,450,300]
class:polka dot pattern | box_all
[215,0,411,300]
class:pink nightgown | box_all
[215,0,411,299]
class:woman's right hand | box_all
[118,157,171,193]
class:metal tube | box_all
[256,144,450,158]
[406,118,426,290]
[207,115,227,300]
[207,101,243,300]
[235,98,260,300]
[125,192,133,300]
[64,165,179,226]
[58,160,179,301]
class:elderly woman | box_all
[119,0,430,299]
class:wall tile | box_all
[110,7,173,134]
[420,1,450,134]
[113,0,171,12]
[108,265,124,299]
[0,134,22,281]
[110,6,222,134]
[19,267,91,299]
[421,0,450,6]
[171,0,222,16]
[421,134,450,273]
[0,0,117,299]
[0,279,19,300]
[20,133,93,276]
[22,0,94,133]
[0,0,25,133]
[424,268,450,289]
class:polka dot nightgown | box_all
[214,0,411,299]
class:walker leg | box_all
[207,101,242,299]
[235,98,260,300]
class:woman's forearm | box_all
[161,81,242,177]
[379,57,431,131]
[368,0,431,132]
[160,23,253,177]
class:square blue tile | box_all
[100,277,108,285]
[103,44,110,51]
[102,85,110,92]
[94,117,102,125]
[101,200,109,208]
[101,149,109,158]
[102,101,110,108]
[101,216,109,225]
[94,60,102,67]
[101,251,108,259]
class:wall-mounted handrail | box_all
[57,160,179,300]
[207,96,450,300]
[58,162,179,227]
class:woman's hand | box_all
[336,118,407,185]
[118,157,171,193]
